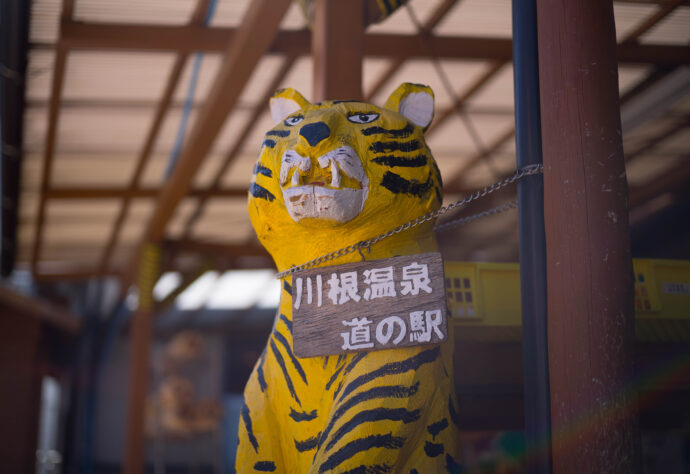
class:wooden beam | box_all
[139,0,291,246]
[629,155,690,208]
[57,21,690,66]
[625,115,690,164]
[365,0,461,101]
[622,0,684,41]
[537,0,639,471]
[45,186,247,200]
[99,1,211,274]
[181,55,297,238]
[165,239,270,259]
[312,0,365,101]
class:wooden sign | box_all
[292,252,448,358]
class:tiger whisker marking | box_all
[269,339,301,406]
[318,433,406,473]
[324,408,421,452]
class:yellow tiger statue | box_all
[238,83,461,473]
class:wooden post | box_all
[312,0,364,101]
[537,1,640,472]
[123,243,160,474]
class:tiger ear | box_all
[383,83,435,129]
[269,88,310,124]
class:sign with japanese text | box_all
[292,252,448,358]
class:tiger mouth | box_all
[279,146,369,223]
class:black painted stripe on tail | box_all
[257,349,267,392]
[361,123,413,138]
[254,163,272,178]
[283,281,292,296]
[341,464,393,474]
[427,418,449,439]
[336,354,346,367]
[372,154,427,167]
[279,313,292,331]
[325,361,347,391]
[241,402,259,453]
[380,171,433,198]
[254,461,276,471]
[250,183,275,202]
[269,339,301,406]
[424,441,444,458]
[294,434,321,452]
[325,408,420,451]
[337,347,440,402]
[289,407,318,422]
[319,383,419,449]
[262,139,276,148]
[448,396,461,429]
[318,433,405,473]
[273,329,308,384]
[322,356,330,368]
[370,140,420,154]
[332,353,367,399]
[266,130,290,137]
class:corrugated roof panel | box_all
[51,153,138,186]
[166,197,200,239]
[74,0,197,25]
[206,0,252,28]
[26,50,55,101]
[618,65,652,96]
[30,0,60,44]
[190,198,253,242]
[626,154,686,187]
[172,53,223,104]
[640,6,690,45]
[64,51,176,101]
[362,57,394,98]
[427,111,514,156]
[466,63,514,109]
[613,3,657,40]
[435,0,511,38]
[116,199,156,244]
[239,111,275,155]
[222,152,256,188]
[277,57,313,100]
[237,55,286,107]
[367,0,442,34]
[55,108,155,153]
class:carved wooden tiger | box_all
[238,83,461,473]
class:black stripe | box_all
[250,183,275,201]
[432,159,443,189]
[332,100,359,104]
[294,434,320,452]
[319,383,419,450]
[424,441,444,458]
[241,402,259,452]
[325,407,420,451]
[266,130,290,137]
[325,360,347,391]
[427,418,448,439]
[369,139,420,154]
[254,163,272,178]
[336,354,346,367]
[257,349,267,392]
[332,353,367,398]
[289,408,318,422]
[381,0,393,14]
[341,464,392,474]
[254,461,276,471]
[279,313,292,331]
[273,329,308,385]
[380,171,433,198]
[269,339,301,406]
[448,396,461,429]
[262,139,276,148]
[361,124,413,138]
[338,347,439,402]
[283,281,292,295]
[410,470,419,474]
[322,356,330,369]
[372,154,427,167]
[318,433,405,473]
[446,454,462,474]
[435,186,443,205]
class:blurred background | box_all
[1,0,688,473]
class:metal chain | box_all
[275,164,543,279]
[434,199,517,233]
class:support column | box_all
[312,0,364,101]
[536,1,640,472]
[123,243,160,474]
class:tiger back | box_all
[238,83,461,473]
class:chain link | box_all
[275,164,543,279]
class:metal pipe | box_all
[512,0,552,472]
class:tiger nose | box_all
[299,122,331,147]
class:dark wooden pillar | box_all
[123,243,160,474]
[537,1,640,472]
[312,0,364,101]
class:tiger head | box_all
[248,83,443,271]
